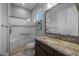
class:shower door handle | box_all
[9,26,12,34]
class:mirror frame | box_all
[45,3,79,44]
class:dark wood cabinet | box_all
[54,50,65,56]
[35,39,50,56]
[35,46,50,56]
[35,39,66,56]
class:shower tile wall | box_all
[0,3,36,55]
[9,4,35,52]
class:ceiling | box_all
[12,3,37,10]
[49,3,75,13]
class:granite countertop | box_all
[36,35,79,56]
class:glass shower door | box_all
[9,17,35,55]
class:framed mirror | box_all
[45,3,79,37]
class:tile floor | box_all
[10,44,35,56]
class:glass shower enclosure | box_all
[0,3,35,56]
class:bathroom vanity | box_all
[35,36,79,56]
[35,39,65,56]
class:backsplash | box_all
[45,34,79,44]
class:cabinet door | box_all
[57,9,68,35]
[55,50,65,56]
[35,46,49,56]
[67,6,78,36]
[35,40,50,56]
